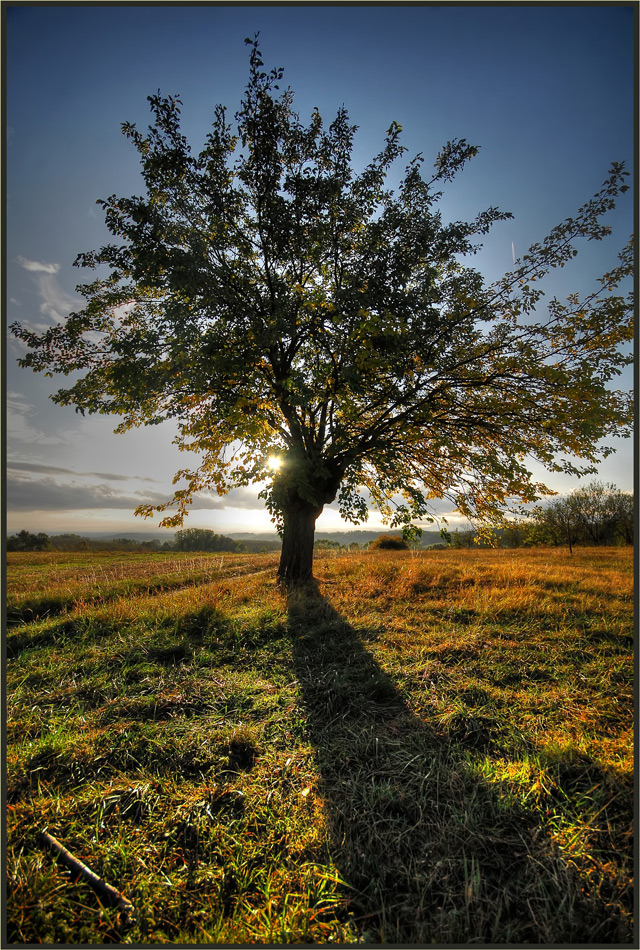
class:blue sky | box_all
[5,3,635,537]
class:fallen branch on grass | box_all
[39,830,135,920]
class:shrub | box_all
[370,534,409,550]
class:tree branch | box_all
[39,830,135,921]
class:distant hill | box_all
[227,532,281,541]
[313,529,443,547]
[65,531,175,541]
[30,527,444,551]
[230,536,282,552]
[229,529,444,547]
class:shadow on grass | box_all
[286,583,631,944]
[5,578,221,629]
[7,625,65,658]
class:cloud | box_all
[6,467,263,516]
[7,473,170,512]
[18,256,60,275]
[7,460,160,484]
[16,259,81,326]
[190,488,266,511]
[37,274,80,323]
[7,391,34,414]
[6,392,77,447]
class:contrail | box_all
[511,241,516,265]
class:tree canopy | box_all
[173,528,246,553]
[12,37,633,583]
[6,530,51,552]
[532,481,633,552]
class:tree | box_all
[531,481,633,551]
[173,528,246,553]
[11,37,633,585]
[314,539,342,551]
[499,521,530,548]
[49,533,90,552]
[7,530,50,552]
[571,480,623,545]
[611,490,634,545]
[141,539,161,550]
[532,497,583,553]
[452,527,477,549]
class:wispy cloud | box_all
[18,256,60,275]
[191,488,268,511]
[7,474,170,512]
[6,392,77,447]
[16,258,80,326]
[6,467,263,516]
[37,274,80,323]
[7,460,161,484]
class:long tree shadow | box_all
[286,583,630,944]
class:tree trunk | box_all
[277,503,321,586]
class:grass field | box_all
[5,546,634,944]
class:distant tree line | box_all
[6,528,280,554]
[171,529,280,553]
[6,530,52,552]
[451,482,633,553]
[315,534,412,553]
[172,528,246,553]
[7,483,631,556]
[530,481,633,553]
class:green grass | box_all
[5,546,634,943]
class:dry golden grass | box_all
[5,545,633,943]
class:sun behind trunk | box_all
[271,454,343,587]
